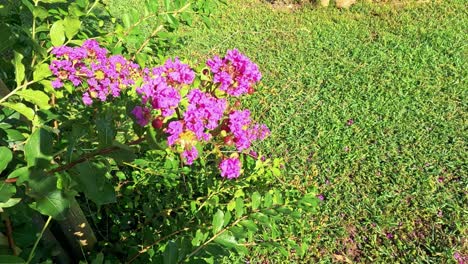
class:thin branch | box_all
[2,214,17,256]
[185,215,248,260]
[131,2,192,60]
[86,0,99,16]
[132,25,164,60]
[126,227,190,263]
[47,137,145,175]
[26,216,52,264]
[0,80,37,104]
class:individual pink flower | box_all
[131,106,151,126]
[184,89,227,141]
[166,121,184,146]
[219,157,241,179]
[162,57,195,85]
[207,49,261,96]
[227,110,270,151]
[182,146,198,165]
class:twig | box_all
[26,216,52,264]
[132,25,164,60]
[126,227,190,263]
[185,215,248,260]
[131,2,192,60]
[47,137,145,175]
[0,80,37,104]
[2,214,17,256]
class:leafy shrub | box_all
[0,0,318,262]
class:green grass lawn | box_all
[112,0,467,262]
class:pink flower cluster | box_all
[50,40,140,105]
[50,43,269,179]
[132,51,268,178]
[162,89,228,165]
[136,58,195,119]
[227,110,270,151]
[207,49,262,96]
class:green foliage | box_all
[0,0,315,262]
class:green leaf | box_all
[146,0,159,13]
[135,53,148,68]
[8,167,29,184]
[213,232,237,249]
[41,0,68,3]
[0,146,12,173]
[251,212,269,225]
[264,192,273,208]
[122,13,131,29]
[63,16,81,40]
[164,0,171,10]
[33,63,52,82]
[227,199,235,211]
[240,219,258,232]
[0,255,25,263]
[33,6,49,20]
[165,14,179,28]
[23,170,57,198]
[76,0,90,8]
[223,211,232,227]
[229,226,246,238]
[4,128,25,142]
[16,89,50,109]
[0,182,15,203]
[191,229,205,246]
[251,191,261,210]
[91,253,104,264]
[212,210,224,234]
[0,198,21,211]
[74,162,116,206]
[50,20,65,46]
[276,206,292,214]
[300,193,319,210]
[103,143,136,163]
[235,197,244,219]
[30,189,70,220]
[163,240,178,264]
[1,102,35,121]
[96,112,116,146]
[12,52,25,87]
[20,0,34,13]
[24,128,53,168]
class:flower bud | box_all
[220,130,227,137]
[224,135,234,146]
[152,117,164,129]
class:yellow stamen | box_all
[95,70,105,80]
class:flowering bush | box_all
[0,2,318,262]
[50,40,269,179]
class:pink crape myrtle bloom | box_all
[184,89,227,141]
[135,58,195,118]
[228,110,270,151]
[50,40,139,105]
[207,49,261,96]
[131,106,151,127]
[219,157,241,179]
[50,42,270,179]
